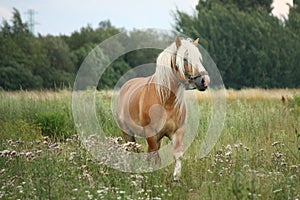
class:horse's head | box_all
[173,36,210,91]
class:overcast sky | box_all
[0,0,293,36]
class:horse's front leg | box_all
[172,126,184,181]
[145,127,161,165]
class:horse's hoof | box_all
[173,173,181,181]
[172,177,182,186]
[173,177,180,182]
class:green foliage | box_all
[198,0,273,12]
[0,65,43,90]
[72,42,95,70]
[124,49,160,68]
[0,8,75,90]
[0,90,75,141]
[33,111,72,141]
[42,36,74,73]
[175,1,300,89]
[1,6,300,90]
[0,91,299,199]
[98,58,131,90]
[0,120,42,142]
[0,9,142,90]
[287,94,300,117]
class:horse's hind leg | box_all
[122,131,136,143]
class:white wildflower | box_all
[272,141,280,146]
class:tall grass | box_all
[0,90,74,141]
[0,89,299,199]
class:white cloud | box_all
[271,0,293,20]
[0,6,12,21]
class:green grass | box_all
[0,90,299,199]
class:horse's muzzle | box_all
[191,76,207,91]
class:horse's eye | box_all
[183,58,188,65]
[184,72,192,79]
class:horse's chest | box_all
[158,110,184,137]
[163,119,179,132]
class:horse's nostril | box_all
[201,77,205,84]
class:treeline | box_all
[1,9,72,90]
[1,2,300,90]
[0,9,161,90]
[175,0,300,89]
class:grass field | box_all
[0,89,299,199]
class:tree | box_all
[42,36,74,72]
[0,65,42,90]
[197,0,273,12]
[0,8,44,90]
[98,58,131,89]
[175,0,300,88]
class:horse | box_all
[115,36,210,180]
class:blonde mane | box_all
[153,38,204,110]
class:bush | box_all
[34,111,73,141]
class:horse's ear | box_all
[193,38,199,46]
[175,36,181,49]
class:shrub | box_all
[34,111,73,141]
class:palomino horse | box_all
[116,36,210,180]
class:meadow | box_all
[0,89,299,199]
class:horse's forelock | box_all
[175,46,186,77]
[175,41,200,77]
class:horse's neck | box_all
[152,72,185,107]
[169,75,184,92]
[152,71,182,92]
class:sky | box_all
[0,0,294,36]
[271,0,293,21]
